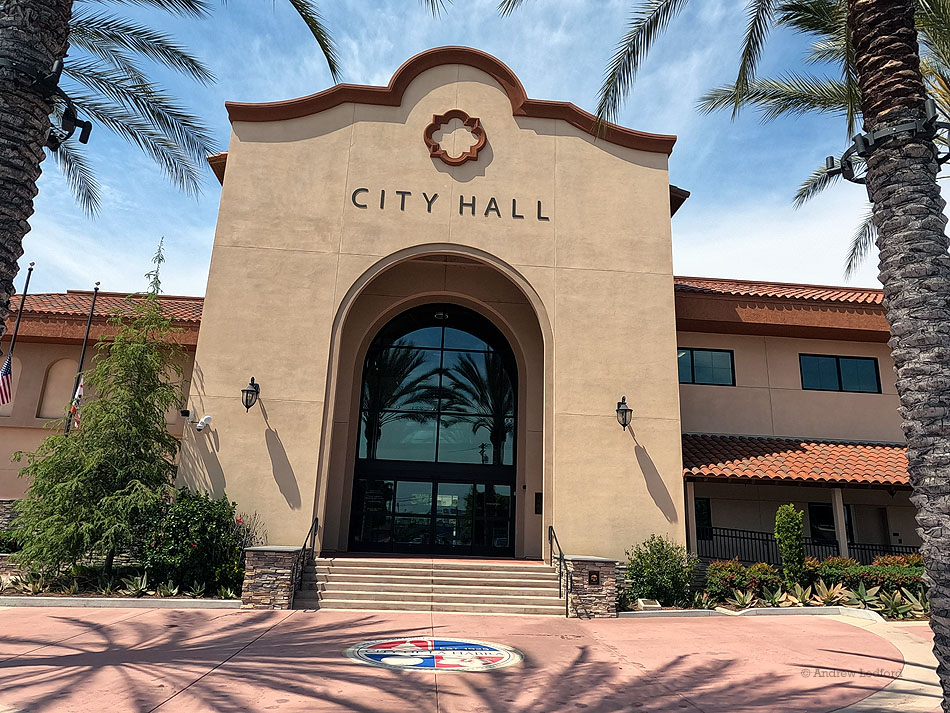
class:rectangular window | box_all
[677,348,735,386]
[808,502,854,543]
[800,354,881,393]
[694,497,712,540]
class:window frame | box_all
[677,347,736,387]
[799,353,882,394]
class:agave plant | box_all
[120,572,154,598]
[692,592,717,610]
[844,582,881,610]
[902,587,931,618]
[216,585,237,600]
[61,578,80,596]
[757,585,785,608]
[96,576,116,596]
[727,588,757,610]
[877,590,915,620]
[185,581,206,599]
[810,579,849,606]
[156,580,179,597]
[780,583,813,607]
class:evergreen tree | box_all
[11,243,182,576]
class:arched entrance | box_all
[348,302,517,556]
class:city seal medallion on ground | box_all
[345,637,524,672]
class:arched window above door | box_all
[358,303,516,467]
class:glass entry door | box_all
[350,478,513,555]
[348,303,517,557]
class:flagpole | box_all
[65,282,99,436]
[5,261,34,358]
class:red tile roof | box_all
[9,276,884,325]
[12,291,203,324]
[674,276,884,306]
[682,433,907,487]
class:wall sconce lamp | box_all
[242,377,260,412]
[616,396,632,430]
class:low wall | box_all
[241,546,300,610]
[0,553,22,579]
[565,556,618,618]
[0,500,16,531]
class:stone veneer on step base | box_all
[565,555,618,618]
[0,500,16,531]
[241,546,300,609]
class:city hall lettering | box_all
[350,187,550,221]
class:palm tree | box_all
[0,0,340,340]
[440,352,514,466]
[498,0,950,703]
[697,0,950,276]
[360,343,441,460]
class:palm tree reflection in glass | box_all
[361,343,441,460]
[440,352,514,466]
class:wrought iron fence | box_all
[695,526,919,567]
[696,527,781,564]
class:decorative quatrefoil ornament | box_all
[423,109,487,166]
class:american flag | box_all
[0,355,11,405]
[69,376,83,429]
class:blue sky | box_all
[25,0,878,296]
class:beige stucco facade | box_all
[677,331,903,442]
[177,47,685,559]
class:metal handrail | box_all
[548,525,570,617]
[290,516,319,608]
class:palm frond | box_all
[64,60,216,164]
[775,0,843,37]
[70,10,214,84]
[698,73,850,121]
[75,0,212,18]
[793,158,843,207]
[596,0,691,123]
[845,208,877,279]
[917,0,950,72]
[49,139,103,216]
[75,97,203,196]
[421,0,451,16]
[282,0,340,81]
[497,0,524,16]
[732,0,779,117]
[806,37,846,64]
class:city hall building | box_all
[0,48,921,576]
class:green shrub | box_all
[623,535,697,606]
[873,553,923,567]
[830,565,924,593]
[140,489,260,591]
[704,559,748,602]
[775,504,805,584]
[746,562,782,594]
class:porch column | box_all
[831,488,850,558]
[685,481,698,553]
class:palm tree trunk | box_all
[0,0,72,333]
[848,0,950,706]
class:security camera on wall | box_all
[195,415,212,432]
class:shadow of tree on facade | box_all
[0,610,939,712]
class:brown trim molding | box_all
[208,152,227,184]
[224,46,677,156]
[423,109,486,166]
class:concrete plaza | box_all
[0,607,940,712]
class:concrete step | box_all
[312,558,553,573]
[298,580,561,595]
[304,589,561,604]
[301,572,560,587]
[293,597,565,615]
[307,565,558,580]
